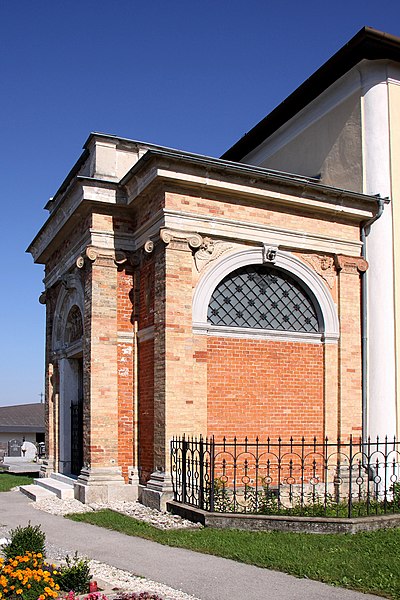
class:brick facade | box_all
[30,134,374,502]
[117,269,135,479]
[207,337,324,441]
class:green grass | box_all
[0,473,34,492]
[67,510,400,599]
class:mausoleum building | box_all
[28,27,399,506]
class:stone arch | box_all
[52,273,85,355]
[193,247,339,342]
[193,247,338,442]
[65,305,83,345]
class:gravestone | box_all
[7,439,22,457]
[21,441,37,460]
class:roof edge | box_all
[222,26,400,161]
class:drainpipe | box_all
[360,195,388,444]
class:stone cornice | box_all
[127,167,375,221]
[27,180,120,264]
[122,151,378,220]
[162,209,363,256]
[29,153,377,266]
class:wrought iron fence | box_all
[170,435,400,518]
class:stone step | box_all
[33,477,75,500]
[50,473,77,486]
[1,461,41,474]
[19,484,56,501]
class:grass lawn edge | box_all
[66,509,399,600]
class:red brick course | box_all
[138,338,154,483]
[207,337,324,442]
[117,269,134,479]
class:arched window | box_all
[207,264,320,333]
[64,305,83,344]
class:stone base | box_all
[74,466,138,504]
[40,460,55,478]
[139,471,174,511]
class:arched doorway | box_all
[52,276,85,476]
[64,306,84,475]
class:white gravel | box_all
[88,559,201,600]
[31,497,202,531]
[2,495,202,600]
[43,545,201,600]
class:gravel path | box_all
[2,493,202,600]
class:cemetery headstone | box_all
[7,439,22,457]
[21,441,37,460]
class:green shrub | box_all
[55,552,92,594]
[3,521,46,560]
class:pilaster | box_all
[74,245,138,502]
[335,254,367,438]
[140,228,206,509]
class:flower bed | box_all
[0,552,59,600]
[0,524,186,600]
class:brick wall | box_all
[207,337,324,441]
[138,338,154,483]
[165,191,359,242]
[83,262,92,466]
[86,253,119,467]
[117,269,134,479]
[137,258,155,483]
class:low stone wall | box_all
[167,500,400,534]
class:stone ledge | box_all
[167,501,400,534]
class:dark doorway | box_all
[70,358,83,475]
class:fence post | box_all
[277,437,282,510]
[348,435,353,518]
[170,437,175,500]
[199,436,204,510]
[210,436,215,513]
[182,435,187,504]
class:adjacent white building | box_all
[223,27,400,440]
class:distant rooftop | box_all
[0,403,45,433]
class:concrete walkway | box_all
[0,491,382,600]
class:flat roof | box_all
[222,27,400,161]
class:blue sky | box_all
[1,0,400,406]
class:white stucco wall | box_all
[240,60,400,439]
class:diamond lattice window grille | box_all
[207,265,320,333]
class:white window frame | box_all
[192,247,339,344]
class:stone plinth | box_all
[139,470,173,511]
[74,466,138,503]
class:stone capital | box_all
[75,246,119,269]
[160,228,203,252]
[334,254,368,275]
